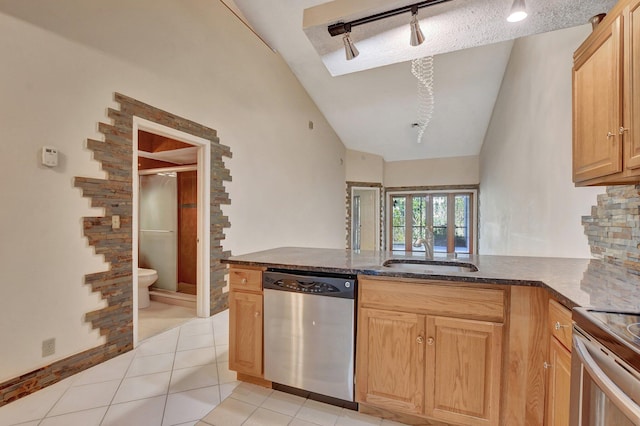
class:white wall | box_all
[0,1,345,382]
[479,25,602,258]
[384,156,480,187]
[345,149,384,183]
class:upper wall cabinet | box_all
[573,0,640,185]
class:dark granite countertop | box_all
[223,247,640,311]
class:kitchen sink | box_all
[382,259,478,273]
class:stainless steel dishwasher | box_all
[263,270,356,403]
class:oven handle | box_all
[573,334,640,423]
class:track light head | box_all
[343,30,359,60]
[410,8,425,46]
[507,0,528,22]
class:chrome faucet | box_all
[413,228,434,258]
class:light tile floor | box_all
[0,309,408,426]
[138,301,196,341]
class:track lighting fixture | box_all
[328,0,529,61]
[410,7,425,46]
[507,0,528,22]
[343,27,359,60]
[327,0,452,59]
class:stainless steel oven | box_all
[571,308,640,425]
[263,270,356,404]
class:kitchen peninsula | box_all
[222,247,640,426]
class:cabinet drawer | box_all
[229,267,262,292]
[549,299,572,351]
[359,277,505,322]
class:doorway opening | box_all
[133,119,212,345]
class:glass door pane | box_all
[455,194,471,253]
[392,196,406,251]
[411,196,429,252]
[139,174,178,291]
[432,195,448,252]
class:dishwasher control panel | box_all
[263,271,356,299]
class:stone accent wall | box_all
[0,93,231,407]
[582,185,640,273]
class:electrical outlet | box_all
[112,215,120,230]
[42,338,56,357]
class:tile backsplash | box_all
[583,185,640,275]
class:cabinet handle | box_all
[607,131,615,138]
[241,278,247,284]
[416,336,424,344]
[554,321,570,330]
[620,127,630,134]
[427,337,434,345]
[544,361,553,369]
[254,311,260,318]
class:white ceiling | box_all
[231,0,616,161]
[0,0,615,162]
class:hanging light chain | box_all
[411,56,435,143]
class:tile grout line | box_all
[159,321,183,426]
[98,349,138,425]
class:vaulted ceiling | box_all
[232,0,616,161]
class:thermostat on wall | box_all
[41,146,58,167]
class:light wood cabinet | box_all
[544,299,572,426]
[356,277,504,426]
[426,316,503,426]
[228,266,264,378]
[546,337,572,426]
[573,0,640,185]
[358,308,425,415]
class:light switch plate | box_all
[112,215,120,230]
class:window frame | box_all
[386,187,478,254]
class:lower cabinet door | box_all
[425,315,503,426]
[229,291,263,376]
[546,337,571,426]
[356,308,426,415]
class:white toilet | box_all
[138,268,158,309]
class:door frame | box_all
[132,117,211,347]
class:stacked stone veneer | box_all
[582,185,640,273]
[0,93,231,407]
